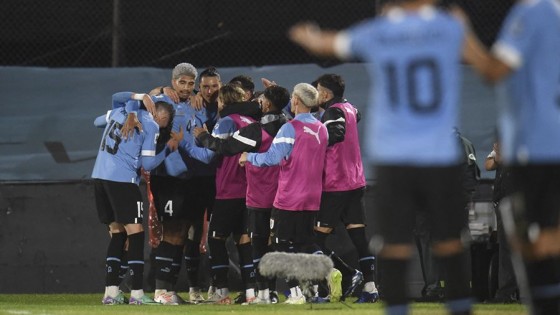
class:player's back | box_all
[92,109,158,184]
[349,6,464,166]
[495,0,560,163]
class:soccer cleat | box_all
[169,291,187,304]
[154,292,179,305]
[342,270,364,300]
[189,290,206,304]
[233,291,246,304]
[242,296,271,305]
[207,291,232,305]
[102,292,128,305]
[355,290,380,303]
[284,295,306,305]
[129,294,160,305]
[270,291,279,304]
[328,268,343,302]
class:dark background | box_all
[1,0,513,68]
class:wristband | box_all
[160,87,165,94]
[132,93,146,101]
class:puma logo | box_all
[240,116,253,124]
[303,125,321,144]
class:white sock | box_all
[217,287,229,297]
[106,286,119,297]
[131,289,145,299]
[246,288,256,299]
[189,287,200,293]
[258,288,270,299]
[364,281,377,293]
[290,286,303,297]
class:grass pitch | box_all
[0,294,527,315]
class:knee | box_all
[379,244,414,259]
[432,239,464,257]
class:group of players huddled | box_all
[93,0,560,314]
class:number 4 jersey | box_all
[335,5,464,166]
[92,107,160,185]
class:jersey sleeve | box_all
[492,3,538,69]
[211,116,236,139]
[247,122,294,167]
[321,107,346,146]
[335,19,378,61]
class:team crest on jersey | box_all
[303,125,321,144]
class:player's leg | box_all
[246,207,273,304]
[372,166,418,314]
[502,165,560,315]
[429,165,472,315]
[150,175,187,305]
[343,187,379,303]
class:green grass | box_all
[0,294,527,315]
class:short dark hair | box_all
[154,101,175,144]
[264,85,290,110]
[229,74,255,93]
[199,66,221,81]
[316,73,345,98]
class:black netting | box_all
[0,0,514,68]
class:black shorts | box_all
[208,198,247,238]
[94,179,144,225]
[510,164,560,228]
[317,187,366,228]
[150,175,190,221]
[270,208,317,245]
[247,207,272,239]
[372,165,467,245]
[190,175,216,218]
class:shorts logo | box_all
[270,219,274,230]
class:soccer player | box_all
[459,1,560,313]
[181,84,261,304]
[146,63,209,305]
[93,92,179,305]
[239,83,328,305]
[194,85,290,304]
[289,1,473,314]
[313,73,378,303]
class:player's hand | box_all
[190,93,205,110]
[163,87,180,104]
[239,152,248,167]
[167,127,183,151]
[261,78,277,88]
[193,126,208,139]
[142,94,156,116]
[122,113,142,140]
[288,22,321,50]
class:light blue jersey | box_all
[91,93,167,184]
[339,6,464,166]
[159,99,208,177]
[492,0,560,164]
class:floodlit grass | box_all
[0,294,527,315]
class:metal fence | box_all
[1,0,514,68]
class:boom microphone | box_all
[258,252,333,281]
